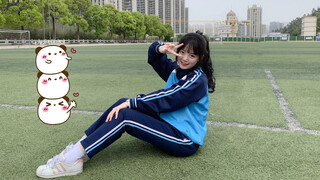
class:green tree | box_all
[116,11,136,39]
[158,23,167,40]
[281,7,320,36]
[281,17,302,36]
[144,15,163,39]
[316,13,320,33]
[4,0,42,30]
[164,23,173,41]
[0,10,5,26]
[104,4,120,39]
[312,8,320,33]
[0,0,8,10]
[132,12,145,40]
[42,0,71,39]
[86,4,109,38]
[65,0,91,41]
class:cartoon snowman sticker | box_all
[37,71,70,99]
[37,97,77,125]
[35,45,77,125]
[35,45,72,74]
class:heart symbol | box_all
[71,48,76,54]
[73,93,79,97]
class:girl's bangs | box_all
[179,36,202,55]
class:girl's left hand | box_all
[106,101,129,122]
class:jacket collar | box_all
[175,62,200,79]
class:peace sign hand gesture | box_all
[158,43,184,57]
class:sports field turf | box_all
[1,42,320,179]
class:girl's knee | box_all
[111,98,129,109]
[117,98,128,103]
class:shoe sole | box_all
[36,169,83,179]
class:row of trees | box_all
[281,8,320,36]
[0,0,174,41]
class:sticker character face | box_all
[37,73,70,99]
[37,98,71,125]
[35,45,72,74]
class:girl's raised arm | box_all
[158,43,183,57]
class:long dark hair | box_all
[176,31,216,93]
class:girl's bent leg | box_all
[84,98,128,136]
[80,108,198,159]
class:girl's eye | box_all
[59,76,63,79]
[58,101,64,106]
[48,78,52,81]
[180,51,185,54]
[48,53,51,55]
[46,102,51,107]
[59,51,62,53]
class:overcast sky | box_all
[185,0,320,25]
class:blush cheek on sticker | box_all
[43,107,49,112]
[42,55,47,59]
[62,78,68,82]
[62,52,66,56]
[62,106,68,111]
[42,79,48,85]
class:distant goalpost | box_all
[0,29,30,44]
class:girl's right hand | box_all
[105,101,129,122]
[158,43,184,57]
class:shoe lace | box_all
[46,142,74,168]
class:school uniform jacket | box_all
[129,41,209,146]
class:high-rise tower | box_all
[247,5,262,37]
[92,0,189,34]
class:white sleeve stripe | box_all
[139,70,200,101]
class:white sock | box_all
[63,136,86,164]
[77,135,86,144]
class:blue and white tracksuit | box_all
[80,41,209,158]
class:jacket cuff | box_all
[130,98,137,109]
[155,41,164,54]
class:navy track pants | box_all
[80,98,199,158]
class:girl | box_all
[36,31,215,178]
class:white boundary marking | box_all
[1,106,320,136]
[264,69,303,131]
[1,69,319,136]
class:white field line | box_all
[208,121,320,136]
[0,104,103,116]
[264,69,303,131]
[2,103,320,136]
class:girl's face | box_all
[177,46,200,70]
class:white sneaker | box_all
[36,143,83,178]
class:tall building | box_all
[185,7,189,33]
[158,0,165,22]
[180,0,185,34]
[148,0,158,15]
[174,0,181,33]
[270,22,284,32]
[247,4,262,37]
[122,0,137,12]
[237,24,246,37]
[215,10,240,37]
[92,0,188,35]
[164,0,174,27]
[137,0,148,14]
[301,16,317,36]
[92,0,117,7]
[261,24,267,37]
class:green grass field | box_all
[1,42,320,179]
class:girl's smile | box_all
[177,48,199,70]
